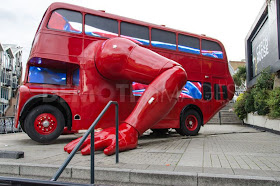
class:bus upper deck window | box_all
[28,66,67,85]
[151,29,176,50]
[121,22,149,46]
[48,9,82,34]
[201,40,223,59]
[178,34,200,55]
[85,14,118,38]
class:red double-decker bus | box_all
[15,2,234,143]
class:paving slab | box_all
[0,124,280,185]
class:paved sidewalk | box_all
[0,124,280,185]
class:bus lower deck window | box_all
[214,84,221,100]
[28,66,67,85]
[73,68,80,86]
[222,85,228,99]
[203,82,212,100]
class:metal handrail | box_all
[51,101,119,184]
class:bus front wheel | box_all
[179,109,201,136]
[24,105,65,143]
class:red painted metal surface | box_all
[185,115,198,132]
[34,113,57,135]
[14,2,235,155]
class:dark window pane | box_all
[222,85,228,100]
[151,29,176,50]
[85,14,118,38]
[73,68,80,86]
[28,66,66,85]
[121,22,149,45]
[202,40,223,59]
[178,34,200,54]
[203,82,212,100]
[214,84,221,100]
[48,9,82,33]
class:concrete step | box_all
[0,164,277,186]
[222,102,234,109]
[206,108,242,125]
[211,113,236,118]
[222,106,233,111]
[210,115,240,120]
[207,119,242,125]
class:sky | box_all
[0,0,265,72]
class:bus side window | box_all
[178,34,200,55]
[201,40,223,59]
[73,68,80,86]
[120,22,149,46]
[222,85,228,100]
[48,9,82,33]
[214,84,221,100]
[203,82,212,100]
[151,29,176,50]
[28,66,67,85]
[85,14,118,39]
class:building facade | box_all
[0,43,22,116]
[230,60,246,72]
[229,60,246,97]
[246,0,280,87]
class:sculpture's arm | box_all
[64,38,187,155]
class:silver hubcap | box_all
[42,120,50,127]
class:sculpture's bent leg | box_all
[64,38,187,155]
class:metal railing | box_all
[51,101,119,185]
[219,112,222,125]
[0,117,22,134]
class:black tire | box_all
[19,123,26,133]
[175,128,185,136]
[179,109,201,136]
[24,105,65,143]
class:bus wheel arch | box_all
[19,94,72,135]
[177,105,203,136]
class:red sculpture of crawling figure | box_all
[64,37,187,155]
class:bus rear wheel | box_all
[179,109,201,136]
[24,105,65,143]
